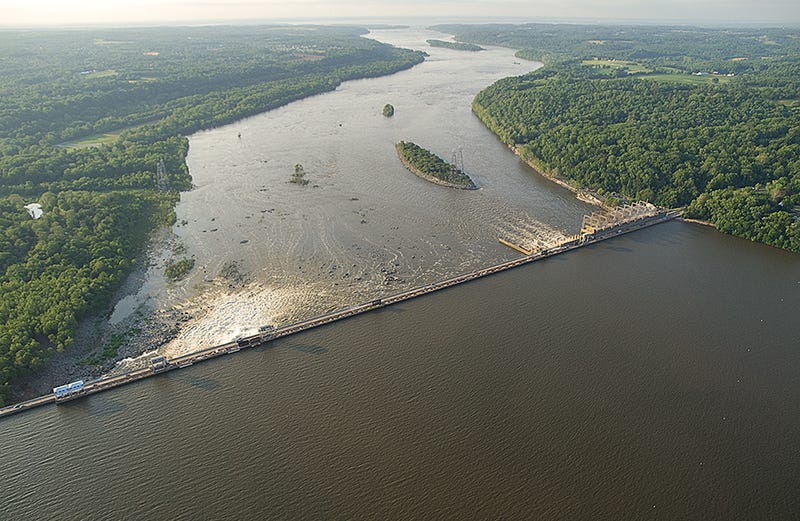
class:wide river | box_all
[3,27,800,520]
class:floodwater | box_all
[2,27,800,520]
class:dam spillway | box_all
[0,209,681,419]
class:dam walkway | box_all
[0,209,681,419]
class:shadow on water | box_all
[61,396,127,417]
[179,374,222,392]
[378,305,406,315]
[286,342,328,356]
[253,340,281,354]
[537,252,571,262]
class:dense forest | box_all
[0,25,425,405]
[436,23,800,252]
[396,141,476,189]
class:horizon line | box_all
[2,15,800,31]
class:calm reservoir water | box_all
[2,28,800,520]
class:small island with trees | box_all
[426,39,483,52]
[165,257,195,282]
[395,141,476,189]
[382,103,395,117]
[290,163,310,185]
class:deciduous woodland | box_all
[426,39,483,52]
[0,25,425,405]
[396,141,476,189]
[437,23,800,252]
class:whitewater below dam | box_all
[116,27,594,356]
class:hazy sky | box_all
[3,0,800,26]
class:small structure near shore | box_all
[24,203,43,219]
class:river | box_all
[105,26,592,357]
[2,27,800,520]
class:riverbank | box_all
[681,216,717,228]
[508,143,611,208]
[10,228,188,401]
[471,101,608,209]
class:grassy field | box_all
[582,59,653,73]
[60,132,121,149]
[58,121,151,149]
[581,60,734,85]
[82,69,118,79]
[638,73,733,85]
[776,99,800,108]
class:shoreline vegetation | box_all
[165,257,196,282]
[446,23,800,252]
[290,163,310,185]
[472,102,613,208]
[680,217,717,228]
[0,25,427,406]
[518,147,608,208]
[426,39,483,52]
[395,141,477,190]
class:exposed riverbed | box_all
[91,27,593,373]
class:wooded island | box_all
[396,141,476,189]
[426,39,483,52]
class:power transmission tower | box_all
[156,159,168,191]
[451,147,464,176]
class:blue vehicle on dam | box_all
[53,380,85,403]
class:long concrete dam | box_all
[0,209,681,419]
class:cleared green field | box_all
[60,132,121,149]
[639,73,733,85]
[582,59,653,73]
[58,121,153,148]
[82,69,118,79]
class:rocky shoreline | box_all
[506,144,608,208]
[680,216,717,228]
[10,228,195,401]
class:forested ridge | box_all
[0,25,425,405]
[436,23,800,252]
